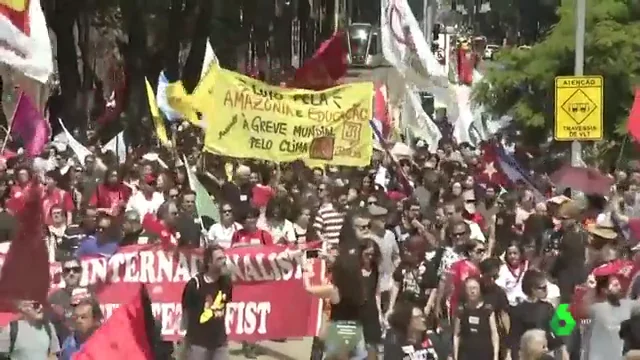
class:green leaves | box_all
[475,0,640,141]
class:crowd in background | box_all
[1,130,640,360]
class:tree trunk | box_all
[182,0,214,93]
[49,0,82,132]
[119,0,150,147]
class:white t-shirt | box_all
[207,222,242,248]
[465,220,486,242]
[260,219,296,243]
[496,262,528,306]
[125,191,165,217]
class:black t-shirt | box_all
[392,260,438,308]
[181,273,233,349]
[481,284,510,314]
[507,300,562,359]
[0,211,16,244]
[220,182,252,217]
[175,213,202,247]
[383,328,440,360]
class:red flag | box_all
[290,32,347,90]
[371,83,391,140]
[0,181,49,307]
[475,142,508,186]
[74,285,156,360]
[10,92,50,157]
[628,89,640,142]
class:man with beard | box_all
[181,244,232,359]
[586,275,637,360]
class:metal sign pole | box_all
[571,0,586,167]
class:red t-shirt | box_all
[42,188,74,224]
[89,184,131,213]
[251,185,275,208]
[6,184,30,213]
[231,229,274,247]
[448,259,480,316]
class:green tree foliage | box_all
[473,0,640,141]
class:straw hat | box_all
[557,200,582,219]
[585,215,618,240]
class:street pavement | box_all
[228,338,313,359]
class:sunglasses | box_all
[452,232,467,237]
[63,266,82,274]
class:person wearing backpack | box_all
[0,300,60,360]
[180,244,232,360]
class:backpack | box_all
[0,320,53,358]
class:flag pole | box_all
[0,92,23,154]
[182,154,207,234]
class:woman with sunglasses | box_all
[506,269,567,360]
[206,203,241,249]
[359,238,383,359]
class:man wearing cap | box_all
[369,204,400,313]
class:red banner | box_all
[0,244,324,342]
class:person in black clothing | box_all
[386,234,438,320]
[620,308,640,357]
[384,300,442,360]
[0,194,15,244]
[181,244,232,360]
[454,276,500,360]
[359,238,382,358]
[303,251,367,360]
[480,258,510,359]
[219,165,253,218]
[176,190,205,247]
[507,269,566,360]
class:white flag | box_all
[200,38,218,80]
[452,84,475,145]
[0,0,53,83]
[102,131,126,163]
[402,86,442,153]
[380,0,447,86]
[57,119,92,166]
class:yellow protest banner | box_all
[199,66,374,167]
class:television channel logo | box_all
[550,303,577,336]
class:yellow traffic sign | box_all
[554,76,603,141]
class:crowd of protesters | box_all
[2,126,640,360]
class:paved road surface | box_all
[228,338,313,359]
